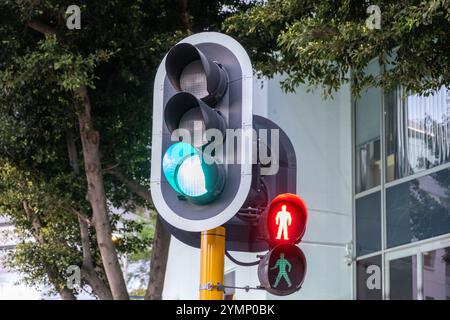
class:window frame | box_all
[385,237,450,300]
[352,59,450,300]
[386,254,418,300]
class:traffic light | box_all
[150,32,253,232]
[151,32,303,256]
[161,42,227,205]
[257,193,308,295]
[257,244,307,296]
[151,31,308,299]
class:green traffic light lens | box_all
[176,154,208,197]
[162,142,196,194]
[162,142,225,204]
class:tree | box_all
[223,0,450,96]
[0,0,255,299]
[0,162,113,299]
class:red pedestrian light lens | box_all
[267,193,307,245]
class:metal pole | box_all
[199,227,225,300]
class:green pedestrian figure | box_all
[270,253,292,288]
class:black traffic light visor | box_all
[165,43,228,105]
[164,92,226,138]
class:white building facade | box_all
[163,61,450,300]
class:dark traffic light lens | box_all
[179,60,209,99]
[177,107,207,147]
[164,92,226,147]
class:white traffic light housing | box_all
[151,32,253,232]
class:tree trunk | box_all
[179,0,191,31]
[59,288,77,300]
[80,267,113,300]
[68,130,114,300]
[75,85,129,300]
[105,168,171,300]
[66,129,80,175]
[25,18,128,301]
[78,216,114,300]
[145,216,171,300]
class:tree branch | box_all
[74,85,93,123]
[26,19,57,35]
[23,200,44,244]
[105,167,153,206]
[179,0,191,31]
[75,84,130,300]
[145,216,171,300]
[78,215,94,268]
[66,129,80,175]
[23,15,127,300]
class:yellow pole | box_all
[199,227,225,300]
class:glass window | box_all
[357,255,382,300]
[423,247,450,300]
[355,60,382,193]
[386,167,450,248]
[385,86,450,182]
[356,192,381,256]
[424,250,436,268]
[389,256,417,300]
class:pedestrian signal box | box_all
[258,193,308,296]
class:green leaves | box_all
[1,0,253,297]
[224,0,450,97]
[112,216,155,261]
[0,161,83,294]
[2,35,105,93]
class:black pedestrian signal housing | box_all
[257,193,308,295]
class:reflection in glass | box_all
[423,247,450,300]
[389,256,417,300]
[386,168,450,247]
[356,192,381,256]
[357,255,382,300]
[355,60,381,193]
[386,86,450,182]
[356,139,381,193]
